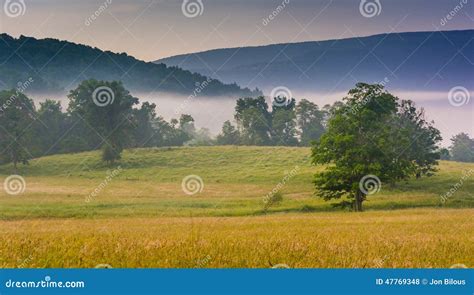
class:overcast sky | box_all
[1,0,472,61]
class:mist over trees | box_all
[0,80,471,171]
[0,79,212,166]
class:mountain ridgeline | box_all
[156,30,474,93]
[0,34,259,97]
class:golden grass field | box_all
[0,146,473,268]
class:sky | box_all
[0,0,472,61]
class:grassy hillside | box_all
[0,146,473,219]
[0,146,473,268]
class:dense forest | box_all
[0,34,259,97]
[0,79,473,169]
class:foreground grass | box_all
[0,146,473,268]
[0,209,472,268]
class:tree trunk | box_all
[13,161,18,174]
[353,191,364,212]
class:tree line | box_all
[0,80,473,172]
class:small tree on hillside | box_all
[311,83,442,211]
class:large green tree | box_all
[311,83,442,211]
[67,80,138,164]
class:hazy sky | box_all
[1,0,472,61]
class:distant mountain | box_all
[0,34,259,97]
[156,30,474,93]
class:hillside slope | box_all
[0,34,259,97]
[157,30,474,93]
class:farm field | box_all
[0,146,473,268]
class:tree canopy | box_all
[311,83,442,211]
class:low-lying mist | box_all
[27,90,473,148]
